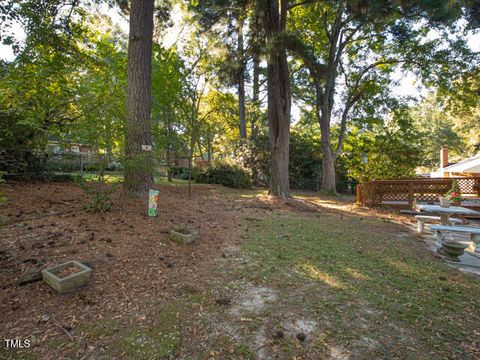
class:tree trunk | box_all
[197,139,205,161]
[321,141,337,194]
[124,0,155,196]
[165,110,172,182]
[291,3,345,195]
[188,134,194,200]
[318,100,337,194]
[237,17,247,140]
[251,54,260,141]
[250,50,260,185]
[206,130,212,162]
[263,0,291,198]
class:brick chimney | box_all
[440,147,449,169]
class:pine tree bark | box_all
[124,0,155,196]
[237,16,247,140]
[263,0,291,198]
[250,50,260,185]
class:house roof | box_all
[442,154,480,173]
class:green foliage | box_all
[151,44,189,163]
[288,0,477,191]
[1,0,477,191]
[341,107,423,182]
[77,176,117,213]
[251,125,323,189]
[169,166,189,180]
[412,94,468,169]
[196,159,251,188]
[289,123,322,181]
[0,11,127,178]
[47,173,77,182]
[445,179,462,204]
[414,69,480,170]
[0,1,95,152]
[72,20,127,154]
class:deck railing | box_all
[357,177,480,208]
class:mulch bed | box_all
[53,264,81,279]
[0,181,243,357]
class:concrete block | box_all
[170,229,198,245]
[41,260,92,293]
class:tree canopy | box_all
[0,0,478,194]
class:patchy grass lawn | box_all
[1,183,479,359]
[234,209,480,358]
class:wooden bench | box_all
[415,215,463,234]
[429,225,480,253]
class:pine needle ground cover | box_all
[1,183,479,359]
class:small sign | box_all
[141,145,153,151]
[148,189,159,216]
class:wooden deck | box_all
[356,177,480,216]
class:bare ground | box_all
[0,182,245,359]
[0,182,479,359]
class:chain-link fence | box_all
[289,177,355,194]
[0,147,356,194]
[0,147,123,181]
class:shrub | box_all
[107,161,124,171]
[195,159,252,188]
[48,173,77,182]
[170,166,189,180]
[445,179,463,204]
[83,162,101,172]
[76,176,117,213]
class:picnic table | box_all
[415,204,480,225]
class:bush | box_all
[170,166,189,180]
[83,162,101,172]
[48,173,77,182]
[45,154,81,172]
[107,161,124,171]
[195,159,251,188]
[76,176,117,213]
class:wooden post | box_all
[408,182,414,208]
[356,184,363,205]
[369,181,374,206]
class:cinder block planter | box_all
[41,260,92,293]
[170,228,198,245]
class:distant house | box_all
[173,158,210,167]
[431,147,480,177]
[47,141,96,155]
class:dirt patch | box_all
[230,285,277,316]
[329,345,352,359]
[282,318,318,337]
